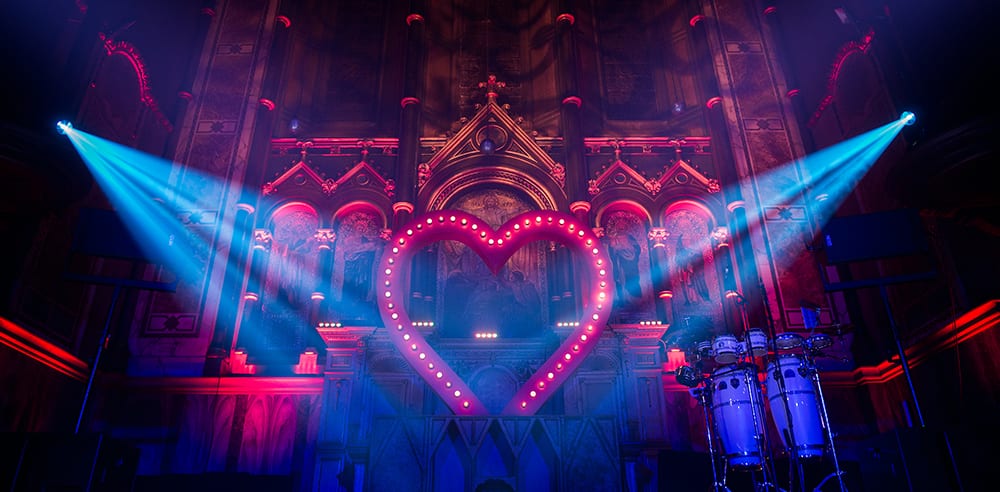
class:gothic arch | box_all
[594,200,653,229]
[421,164,560,213]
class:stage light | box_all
[900,111,916,126]
[56,120,72,134]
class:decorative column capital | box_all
[648,228,669,248]
[315,229,336,250]
[569,200,591,214]
[253,229,273,251]
[711,227,730,248]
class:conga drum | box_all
[711,363,766,470]
[765,354,825,461]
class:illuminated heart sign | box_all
[377,210,614,415]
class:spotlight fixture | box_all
[900,111,916,126]
[56,120,72,135]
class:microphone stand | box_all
[753,279,801,492]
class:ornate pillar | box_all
[205,10,292,374]
[164,3,216,158]
[554,5,589,223]
[712,227,744,334]
[313,228,336,326]
[313,325,374,492]
[246,13,294,196]
[696,1,833,337]
[617,325,670,492]
[394,3,426,229]
[233,229,272,359]
[205,203,256,374]
[647,228,674,326]
[688,11,766,329]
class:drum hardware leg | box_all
[812,471,847,492]
[767,353,804,491]
[742,364,778,491]
[753,275,803,492]
[695,386,727,491]
[806,357,848,492]
[731,291,782,489]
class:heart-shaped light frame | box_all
[377,210,614,415]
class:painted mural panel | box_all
[664,207,722,335]
[438,189,547,337]
[332,209,385,324]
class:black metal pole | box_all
[752,281,800,491]
[878,284,925,427]
[75,283,122,434]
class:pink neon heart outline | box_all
[376,210,614,415]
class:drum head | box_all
[775,333,803,350]
[807,334,833,350]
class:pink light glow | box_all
[377,210,614,415]
[98,33,173,132]
[808,28,875,127]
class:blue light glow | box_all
[57,125,328,362]
[56,120,72,134]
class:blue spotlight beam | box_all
[58,125,337,364]
[705,115,911,316]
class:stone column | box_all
[244,13,294,195]
[697,0,829,334]
[135,0,279,375]
[205,202,255,375]
[711,227,744,334]
[312,228,336,327]
[689,7,766,329]
[313,325,374,492]
[234,228,272,358]
[164,3,216,158]
[394,3,426,229]
[554,5,589,223]
[647,228,674,327]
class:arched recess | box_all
[420,162,562,214]
[434,186,549,338]
[330,202,387,325]
[254,201,322,358]
[77,44,147,142]
[594,201,656,323]
[661,200,725,335]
